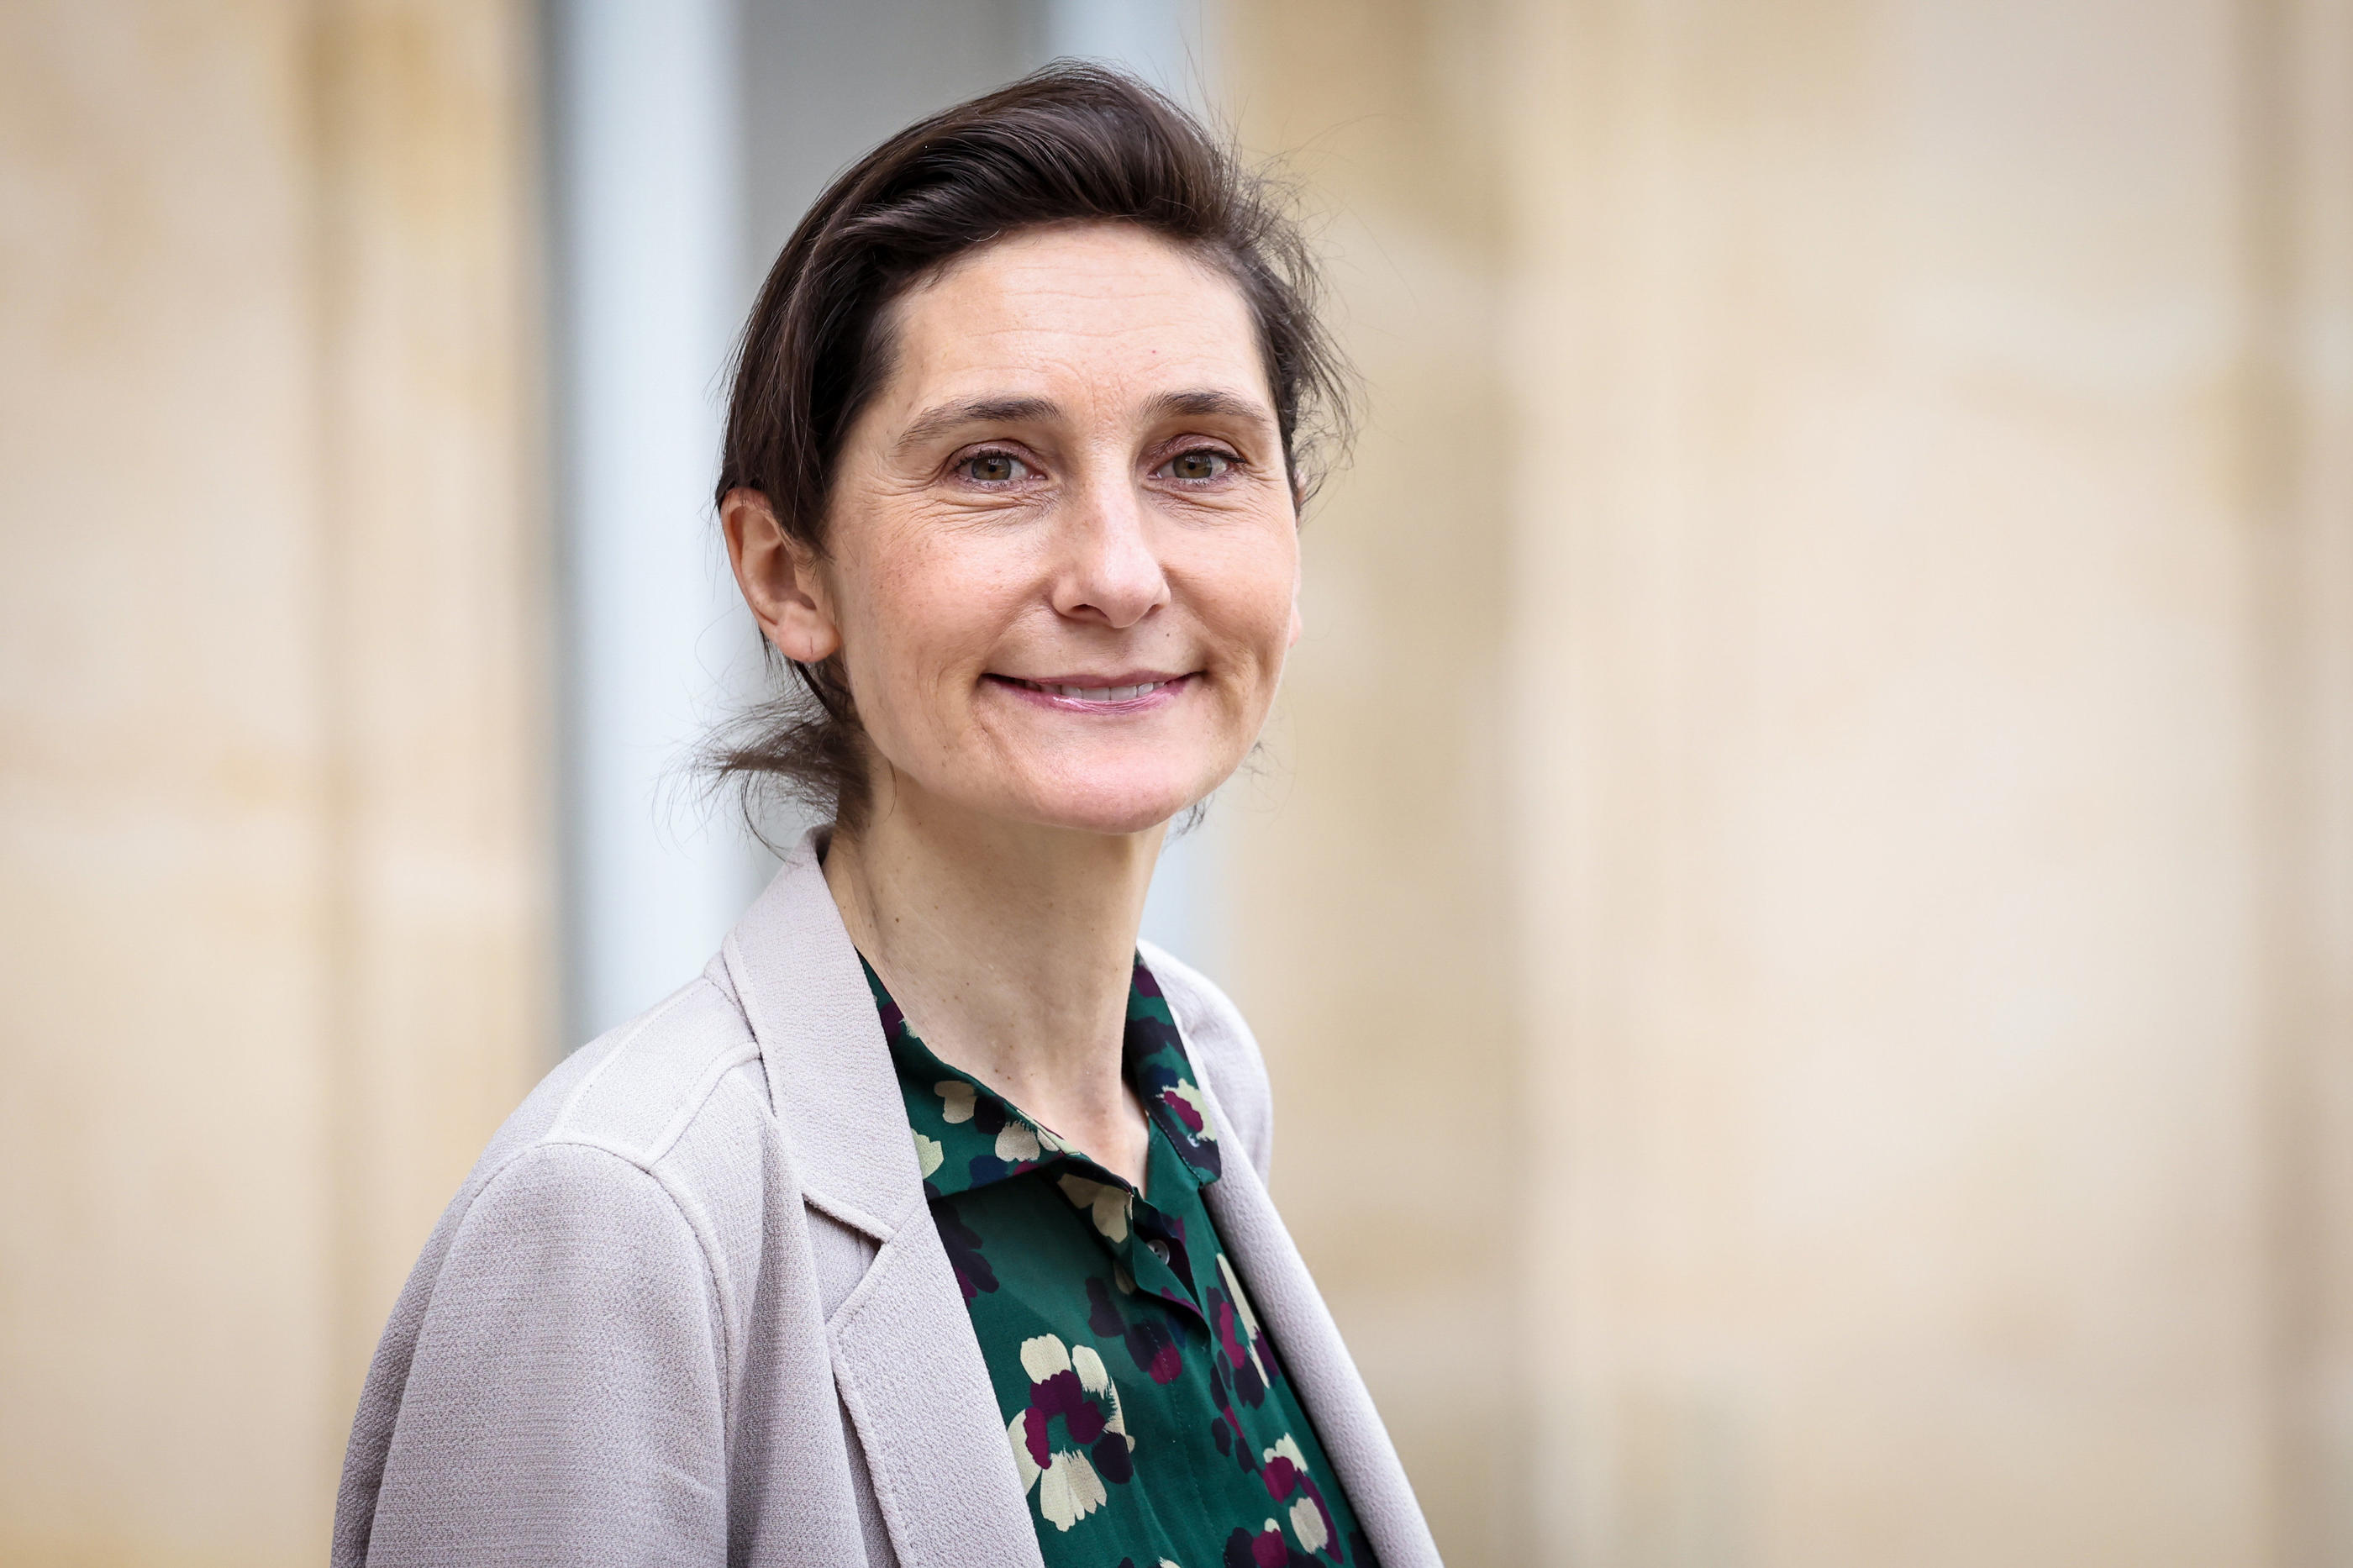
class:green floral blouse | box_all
[863,955,1376,1568]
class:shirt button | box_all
[1147,1239,1170,1262]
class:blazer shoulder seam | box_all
[547,985,766,1162]
[487,1134,740,1395]
[548,978,717,1133]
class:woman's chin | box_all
[990,770,1217,839]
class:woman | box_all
[334,66,1439,1568]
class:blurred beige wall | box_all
[0,3,548,1564]
[1224,0,2353,1565]
[1217,4,1529,1559]
[9,2,2353,1565]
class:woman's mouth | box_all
[989,673,1192,709]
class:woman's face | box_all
[766,222,1301,838]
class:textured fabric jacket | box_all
[332,834,1443,1568]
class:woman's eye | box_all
[961,451,1030,483]
[1164,450,1233,481]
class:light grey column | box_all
[552,0,768,1043]
[1045,0,1216,109]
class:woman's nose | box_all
[1050,469,1171,630]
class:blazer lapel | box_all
[725,833,1044,1568]
[1187,1047,1446,1568]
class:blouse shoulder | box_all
[1136,939,1276,1184]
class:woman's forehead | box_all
[882,224,1271,413]
[919,220,1232,309]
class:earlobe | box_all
[720,487,843,664]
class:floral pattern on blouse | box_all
[865,955,1377,1568]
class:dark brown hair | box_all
[708,63,1350,834]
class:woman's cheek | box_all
[1192,538,1293,649]
[1239,570,1301,667]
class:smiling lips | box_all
[998,674,1188,707]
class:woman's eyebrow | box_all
[895,395,1059,453]
[1145,387,1271,424]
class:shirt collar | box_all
[865,955,1223,1202]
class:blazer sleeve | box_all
[338,1141,729,1567]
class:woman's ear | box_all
[721,487,842,664]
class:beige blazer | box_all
[333,831,1441,1567]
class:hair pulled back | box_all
[708,63,1350,834]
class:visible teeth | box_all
[1031,680,1166,702]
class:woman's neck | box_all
[822,776,1163,1188]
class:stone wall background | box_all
[1220,2,2353,1564]
[4,3,2350,1565]
[0,4,548,1562]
